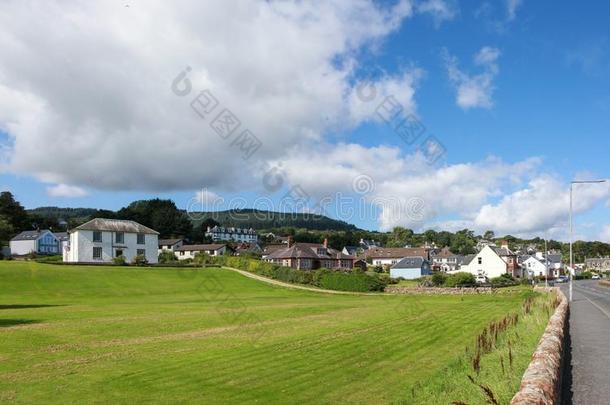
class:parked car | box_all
[475,275,488,284]
[592,274,601,280]
[556,276,569,283]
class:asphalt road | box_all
[560,280,610,404]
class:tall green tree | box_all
[0,191,28,232]
[117,199,192,238]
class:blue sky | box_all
[1,0,609,240]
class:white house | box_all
[205,226,258,243]
[362,247,431,267]
[390,257,432,279]
[63,218,159,264]
[174,244,227,260]
[158,238,185,254]
[523,256,548,277]
[10,230,60,255]
[458,245,513,279]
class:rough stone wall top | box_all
[511,287,568,405]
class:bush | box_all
[445,272,476,287]
[193,252,211,267]
[158,250,177,264]
[112,255,126,266]
[35,255,63,263]
[208,256,387,292]
[317,270,386,292]
[131,254,148,266]
[431,272,448,286]
[490,275,519,287]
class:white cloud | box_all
[46,184,89,198]
[278,143,542,231]
[474,175,610,237]
[506,0,523,21]
[0,0,416,192]
[416,0,458,27]
[444,46,500,109]
[600,225,610,243]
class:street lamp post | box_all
[569,179,607,302]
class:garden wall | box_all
[510,287,569,405]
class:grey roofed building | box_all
[342,246,358,256]
[175,244,226,252]
[391,256,428,269]
[158,238,184,247]
[54,232,69,242]
[461,254,476,267]
[72,218,159,234]
[11,230,51,241]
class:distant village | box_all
[8,217,610,281]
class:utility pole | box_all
[570,179,607,302]
[545,238,548,288]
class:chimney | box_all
[323,238,328,249]
[501,240,509,250]
[288,236,294,248]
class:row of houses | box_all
[7,219,569,280]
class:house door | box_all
[115,249,124,257]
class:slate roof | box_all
[11,229,54,241]
[391,256,427,269]
[175,244,226,252]
[266,243,354,260]
[462,254,476,266]
[72,218,159,235]
[158,238,183,246]
[53,232,69,242]
[362,247,429,259]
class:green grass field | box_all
[0,261,549,404]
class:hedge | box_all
[205,254,386,292]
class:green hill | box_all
[189,209,358,231]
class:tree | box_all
[0,215,14,244]
[483,230,495,240]
[117,199,192,238]
[451,230,476,255]
[0,191,28,232]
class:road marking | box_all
[582,295,610,320]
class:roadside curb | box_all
[510,286,568,405]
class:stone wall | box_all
[510,287,568,405]
[384,286,493,295]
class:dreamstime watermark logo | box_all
[355,68,447,166]
[352,174,376,195]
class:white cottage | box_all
[63,218,159,264]
[10,229,60,255]
[457,245,513,279]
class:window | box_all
[93,247,102,259]
[137,234,145,244]
[137,249,145,256]
[478,257,482,265]
[180,251,185,256]
[93,231,102,242]
[115,232,124,244]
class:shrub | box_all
[431,272,448,286]
[35,255,63,263]
[445,272,476,287]
[112,255,126,266]
[158,250,177,264]
[317,271,386,292]
[193,252,211,267]
[131,254,148,266]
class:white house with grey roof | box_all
[63,218,159,264]
[10,229,61,255]
[389,257,432,279]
